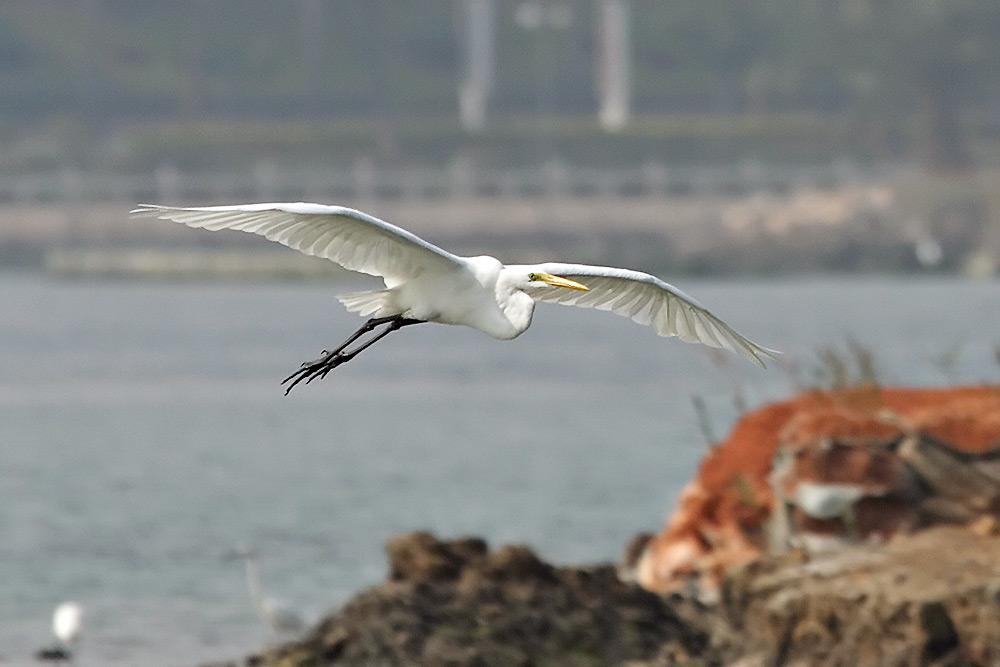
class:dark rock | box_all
[209,526,1000,667]
[920,601,959,663]
[228,532,709,667]
[447,536,489,563]
[482,544,554,582]
[384,531,478,583]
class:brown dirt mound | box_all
[204,387,1000,667]
[214,532,709,667]
[638,386,1000,596]
[718,525,1000,666]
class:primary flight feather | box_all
[131,203,776,391]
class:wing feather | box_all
[518,262,777,367]
[130,203,464,283]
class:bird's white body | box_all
[255,595,306,636]
[52,601,82,645]
[348,254,524,339]
[131,202,777,368]
[237,548,306,636]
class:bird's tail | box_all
[337,289,396,317]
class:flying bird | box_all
[131,203,776,392]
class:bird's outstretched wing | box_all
[517,262,777,367]
[130,203,464,285]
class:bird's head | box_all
[492,267,591,339]
[231,542,258,561]
[524,271,589,292]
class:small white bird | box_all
[36,601,82,662]
[235,545,306,636]
[131,203,777,391]
[52,602,82,646]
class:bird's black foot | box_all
[281,316,423,394]
[281,349,354,393]
[35,646,72,662]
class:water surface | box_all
[2,274,998,664]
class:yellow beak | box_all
[539,273,589,291]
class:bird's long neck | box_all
[243,557,267,615]
[494,270,535,339]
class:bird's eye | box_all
[528,273,538,281]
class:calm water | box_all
[2,273,999,665]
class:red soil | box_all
[637,386,1000,595]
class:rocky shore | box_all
[208,386,1000,667]
[207,532,709,667]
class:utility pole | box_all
[300,0,324,112]
[459,0,496,131]
[596,0,631,132]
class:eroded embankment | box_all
[209,386,1000,667]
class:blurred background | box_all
[3,2,1000,665]
[2,0,1000,275]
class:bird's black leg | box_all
[282,316,423,394]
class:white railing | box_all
[0,159,878,204]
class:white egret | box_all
[131,203,777,392]
[36,601,82,662]
[235,545,306,636]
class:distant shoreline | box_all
[2,176,997,277]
